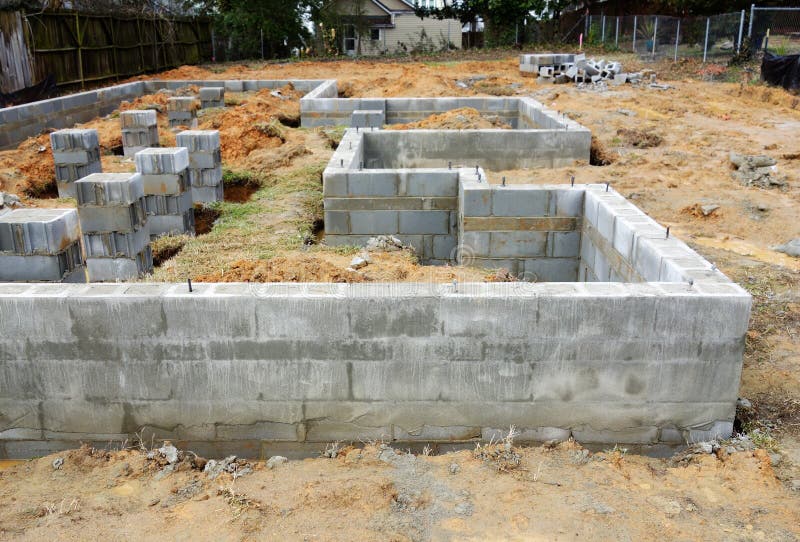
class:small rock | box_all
[267,455,288,469]
[349,255,369,269]
[52,457,64,470]
[365,235,404,252]
[756,204,769,212]
[773,238,800,258]
[790,480,800,491]
[700,204,720,216]
[0,192,22,209]
[449,463,460,475]
[737,397,753,409]
[616,109,637,117]
[148,498,160,506]
[454,502,473,516]
[158,443,179,464]
[769,453,782,467]
[270,90,284,99]
[698,442,714,454]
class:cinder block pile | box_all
[0,208,86,282]
[75,172,152,281]
[134,147,195,238]
[176,130,223,203]
[520,53,641,85]
[199,87,225,108]
[167,97,200,128]
[49,129,102,199]
[121,110,159,157]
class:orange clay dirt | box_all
[386,107,512,130]
[0,441,798,541]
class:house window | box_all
[370,28,381,41]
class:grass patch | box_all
[151,161,326,282]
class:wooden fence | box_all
[0,9,212,94]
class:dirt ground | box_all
[1,51,799,539]
[0,440,798,542]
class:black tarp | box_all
[761,51,800,91]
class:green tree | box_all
[191,0,313,60]
[414,0,547,46]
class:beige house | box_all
[324,0,461,55]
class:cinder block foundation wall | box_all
[362,129,589,170]
[459,182,584,280]
[0,79,332,150]
[0,281,751,459]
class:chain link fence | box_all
[584,12,747,62]
[750,7,800,54]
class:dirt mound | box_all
[387,107,511,130]
[193,251,489,283]
[198,84,303,162]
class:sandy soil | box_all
[0,441,798,541]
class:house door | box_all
[344,25,357,55]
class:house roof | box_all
[324,0,415,15]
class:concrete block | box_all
[187,151,221,170]
[176,130,220,152]
[398,211,450,235]
[491,188,549,217]
[135,147,190,175]
[348,211,398,235]
[489,231,547,258]
[347,172,398,197]
[0,208,79,255]
[460,185,492,217]
[0,250,84,282]
[191,184,224,204]
[351,109,385,128]
[83,228,149,259]
[120,110,157,129]
[199,86,225,107]
[52,149,100,165]
[144,191,193,216]
[460,232,490,256]
[49,129,99,151]
[75,172,145,206]
[140,171,190,196]
[405,171,459,197]
[323,211,350,235]
[549,231,581,258]
[86,247,153,281]
[522,257,579,282]
[167,97,200,112]
[187,166,223,187]
[432,235,457,260]
[147,209,195,238]
[77,202,147,234]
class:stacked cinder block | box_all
[75,172,152,281]
[0,209,86,282]
[199,87,225,108]
[134,147,195,238]
[49,129,102,199]
[167,97,200,128]
[121,110,159,157]
[175,130,223,203]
